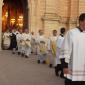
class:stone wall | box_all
[30,0,85,34]
[28,0,79,35]
[0,0,85,49]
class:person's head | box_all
[19,29,23,34]
[52,30,57,36]
[6,29,9,33]
[31,32,34,35]
[79,13,85,31]
[24,29,29,33]
[60,27,66,35]
[12,29,16,33]
[39,30,44,35]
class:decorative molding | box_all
[42,13,78,24]
[60,17,69,24]
[69,18,78,24]
[60,17,78,24]
[42,13,61,21]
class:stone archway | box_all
[0,0,41,50]
[0,0,29,50]
[2,0,29,31]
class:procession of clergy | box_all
[2,13,85,85]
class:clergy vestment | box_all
[16,33,23,53]
[60,28,85,85]
[22,33,31,57]
[36,35,48,63]
[56,35,64,65]
[19,33,25,55]
[55,35,65,77]
[3,32,10,49]
[31,34,36,53]
[10,32,17,51]
[49,36,58,67]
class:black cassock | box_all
[9,33,17,50]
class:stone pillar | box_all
[0,0,3,51]
[79,0,85,15]
[69,0,79,29]
[28,0,37,33]
[23,5,29,29]
[33,0,46,34]
[43,0,61,36]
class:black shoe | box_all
[60,75,65,79]
[55,67,59,77]
[37,60,40,64]
[49,64,53,68]
[21,53,24,57]
[55,72,59,77]
[42,61,46,64]
[60,74,64,79]
[12,52,15,54]
[18,52,20,55]
[25,55,29,58]
[31,51,33,53]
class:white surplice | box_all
[24,33,31,56]
[36,35,48,54]
[21,33,31,56]
[36,35,48,63]
[60,28,85,81]
[31,34,36,53]
[48,36,58,66]
[16,33,23,53]
[3,32,10,48]
[55,35,64,65]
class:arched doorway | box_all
[2,0,29,32]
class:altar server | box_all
[48,30,58,67]
[31,32,36,54]
[60,13,85,85]
[55,27,66,77]
[16,29,23,55]
[37,30,48,64]
[3,29,10,50]
[10,29,17,54]
[22,29,31,58]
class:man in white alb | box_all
[16,29,23,55]
[60,13,85,85]
[48,30,58,67]
[36,30,48,64]
[23,29,31,58]
[3,29,10,50]
[55,28,66,78]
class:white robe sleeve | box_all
[60,31,73,63]
[47,38,51,50]
[57,36,61,48]
[16,34,19,41]
[3,33,5,39]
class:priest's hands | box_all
[63,68,69,74]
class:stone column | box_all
[79,0,85,15]
[28,0,37,33]
[0,0,3,51]
[69,0,79,29]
